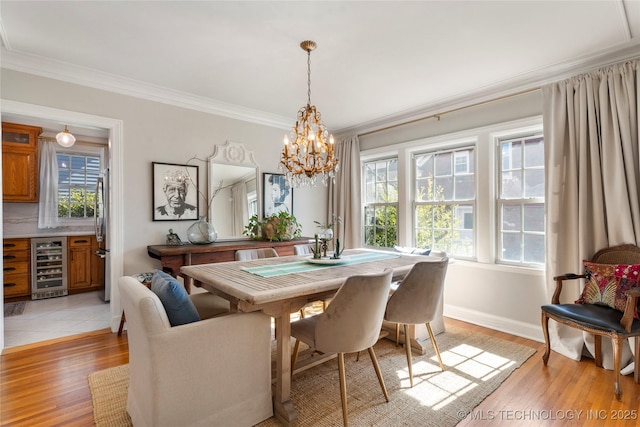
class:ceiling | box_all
[1,1,639,138]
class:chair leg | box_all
[635,337,640,384]
[338,353,349,427]
[612,336,623,400]
[541,311,551,365]
[395,323,400,347]
[426,322,444,371]
[403,324,414,387]
[367,347,389,402]
[291,339,301,374]
[594,335,603,368]
[117,311,126,336]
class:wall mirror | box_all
[208,141,260,239]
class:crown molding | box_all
[338,40,640,137]
[0,48,293,131]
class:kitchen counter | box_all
[2,230,93,239]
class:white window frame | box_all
[56,143,106,226]
[361,156,399,249]
[412,145,476,258]
[495,131,545,266]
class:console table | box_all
[147,238,311,292]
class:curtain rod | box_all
[358,87,541,137]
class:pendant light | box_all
[56,125,76,147]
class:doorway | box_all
[1,100,124,351]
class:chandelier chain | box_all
[307,49,312,106]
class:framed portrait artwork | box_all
[263,173,293,217]
[152,162,199,221]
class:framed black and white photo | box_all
[152,162,199,221]
[263,173,293,217]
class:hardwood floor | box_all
[1,318,638,426]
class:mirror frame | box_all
[207,141,261,228]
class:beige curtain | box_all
[328,135,361,249]
[543,59,639,370]
[231,182,249,236]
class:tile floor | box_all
[3,291,111,349]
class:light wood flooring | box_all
[1,318,639,426]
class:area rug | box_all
[3,301,26,317]
[89,326,536,427]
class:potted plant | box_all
[243,212,302,242]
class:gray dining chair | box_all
[234,247,279,261]
[384,259,449,387]
[291,268,393,426]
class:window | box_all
[363,158,398,248]
[57,153,101,219]
[498,134,545,265]
[414,147,475,257]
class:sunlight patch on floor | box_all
[394,343,519,410]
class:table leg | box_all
[273,303,297,426]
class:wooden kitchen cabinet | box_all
[2,122,42,202]
[68,235,104,293]
[3,238,31,299]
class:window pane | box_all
[415,154,433,179]
[415,205,433,229]
[502,233,521,261]
[70,156,86,170]
[524,137,544,167]
[387,159,398,182]
[435,176,453,200]
[364,181,375,203]
[86,156,101,171]
[502,140,522,170]
[454,175,474,200]
[524,169,544,197]
[502,205,521,231]
[416,178,431,202]
[57,154,70,169]
[523,204,544,232]
[435,152,452,176]
[501,171,522,198]
[524,234,545,264]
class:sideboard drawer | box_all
[3,273,30,297]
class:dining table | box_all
[180,248,434,427]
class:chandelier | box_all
[279,40,339,187]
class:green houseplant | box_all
[243,212,302,242]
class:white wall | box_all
[1,69,326,275]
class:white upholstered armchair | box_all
[118,276,273,427]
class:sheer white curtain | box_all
[231,182,249,236]
[328,135,361,248]
[38,139,60,229]
[543,60,639,370]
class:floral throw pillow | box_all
[575,262,640,319]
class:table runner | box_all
[240,251,400,278]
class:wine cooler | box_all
[31,237,68,299]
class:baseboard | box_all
[444,304,544,343]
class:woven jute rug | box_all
[89,325,535,426]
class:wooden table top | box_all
[180,249,430,306]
